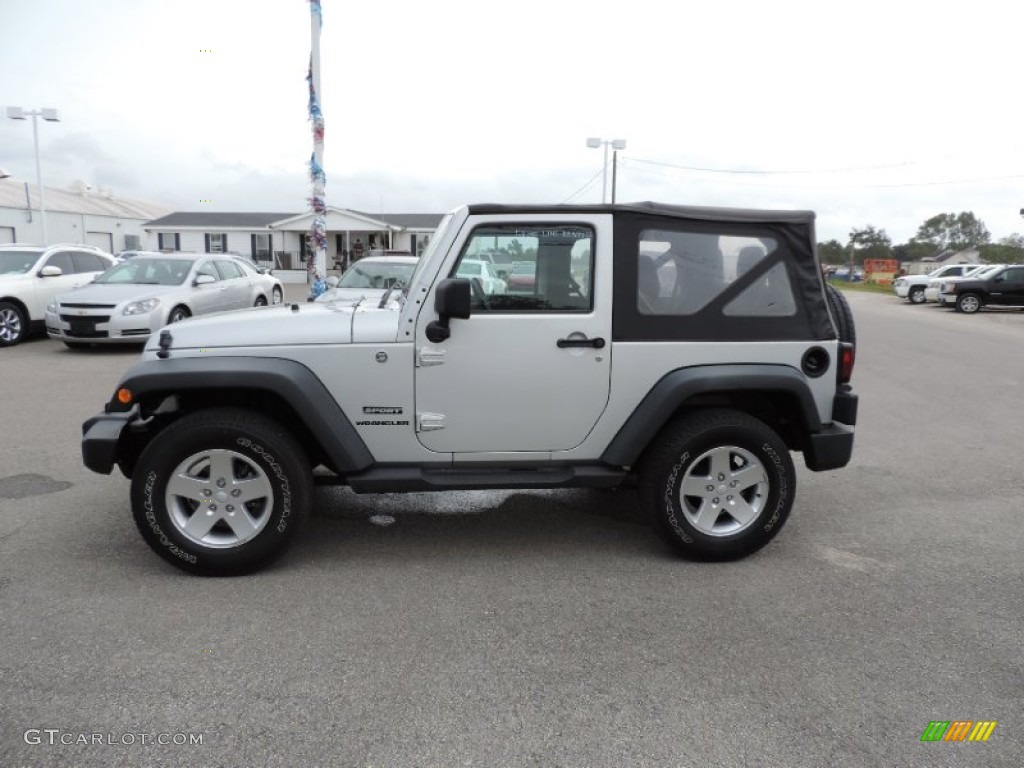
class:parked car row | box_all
[890,262,1024,313]
[0,244,283,348]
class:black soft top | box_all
[467,201,816,227]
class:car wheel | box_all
[0,301,28,347]
[908,286,926,304]
[640,409,795,560]
[254,295,268,307]
[824,283,856,347]
[130,408,312,576]
[272,287,283,305]
[168,306,191,323]
[956,293,982,314]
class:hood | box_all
[143,302,402,352]
[315,286,387,304]
[56,282,182,305]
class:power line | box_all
[560,167,605,204]
[621,160,1024,190]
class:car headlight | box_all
[122,298,161,316]
[47,299,57,312]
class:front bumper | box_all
[46,308,156,344]
[893,283,910,298]
[81,407,137,474]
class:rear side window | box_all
[637,230,793,317]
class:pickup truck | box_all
[81,202,859,575]
[893,263,986,304]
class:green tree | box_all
[817,239,846,264]
[911,212,991,253]
[849,225,893,265]
[978,233,1024,264]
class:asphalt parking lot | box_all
[1,289,1022,767]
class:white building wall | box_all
[0,207,151,252]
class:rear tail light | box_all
[838,342,855,384]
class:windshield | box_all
[406,213,455,292]
[0,250,41,275]
[338,260,416,289]
[457,262,484,277]
[94,258,192,285]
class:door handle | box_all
[557,336,605,349]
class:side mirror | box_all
[39,265,63,277]
[426,278,471,343]
[194,274,216,286]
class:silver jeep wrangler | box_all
[82,203,858,575]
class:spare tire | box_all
[825,283,856,347]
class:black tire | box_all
[908,286,926,305]
[254,295,268,307]
[130,408,312,576]
[168,306,191,323]
[0,300,29,347]
[640,409,796,560]
[272,287,283,305]
[956,292,982,314]
[825,283,856,347]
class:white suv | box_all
[0,244,117,347]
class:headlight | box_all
[47,299,57,312]
[122,298,161,316]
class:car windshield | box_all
[337,260,415,289]
[94,258,192,285]
[457,262,484,277]
[0,250,41,275]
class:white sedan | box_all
[45,253,282,347]
[456,258,507,295]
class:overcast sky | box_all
[1,0,1021,244]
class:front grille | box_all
[60,303,117,309]
[66,329,109,338]
[60,314,111,323]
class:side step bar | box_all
[326,465,628,494]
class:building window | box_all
[251,233,272,263]
[158,232,180,251]
[205,233,227,253]
[123,234,141,250]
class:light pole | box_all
[586,137,626,204]
[6,106,61,243]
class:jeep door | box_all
[414,217,612,453]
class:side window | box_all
[43,251,74,275]
[214,260,244,280]
[451,224,594,312]
[196,261,220,282]
[637,230,792,317]
[71,251,108,274]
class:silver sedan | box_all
[45,253,283,347]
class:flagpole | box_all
[307,0,327,299]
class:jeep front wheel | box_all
[130,408,311,576]
[640,409,795,560]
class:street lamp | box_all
[6,106,61,243]
[586,137,626,204]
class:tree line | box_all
[818,212,1024,265]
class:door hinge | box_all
[417,347,446,367]
[417,412,446,431]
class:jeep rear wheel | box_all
[130,408,312,576]
[640,409,795,560]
